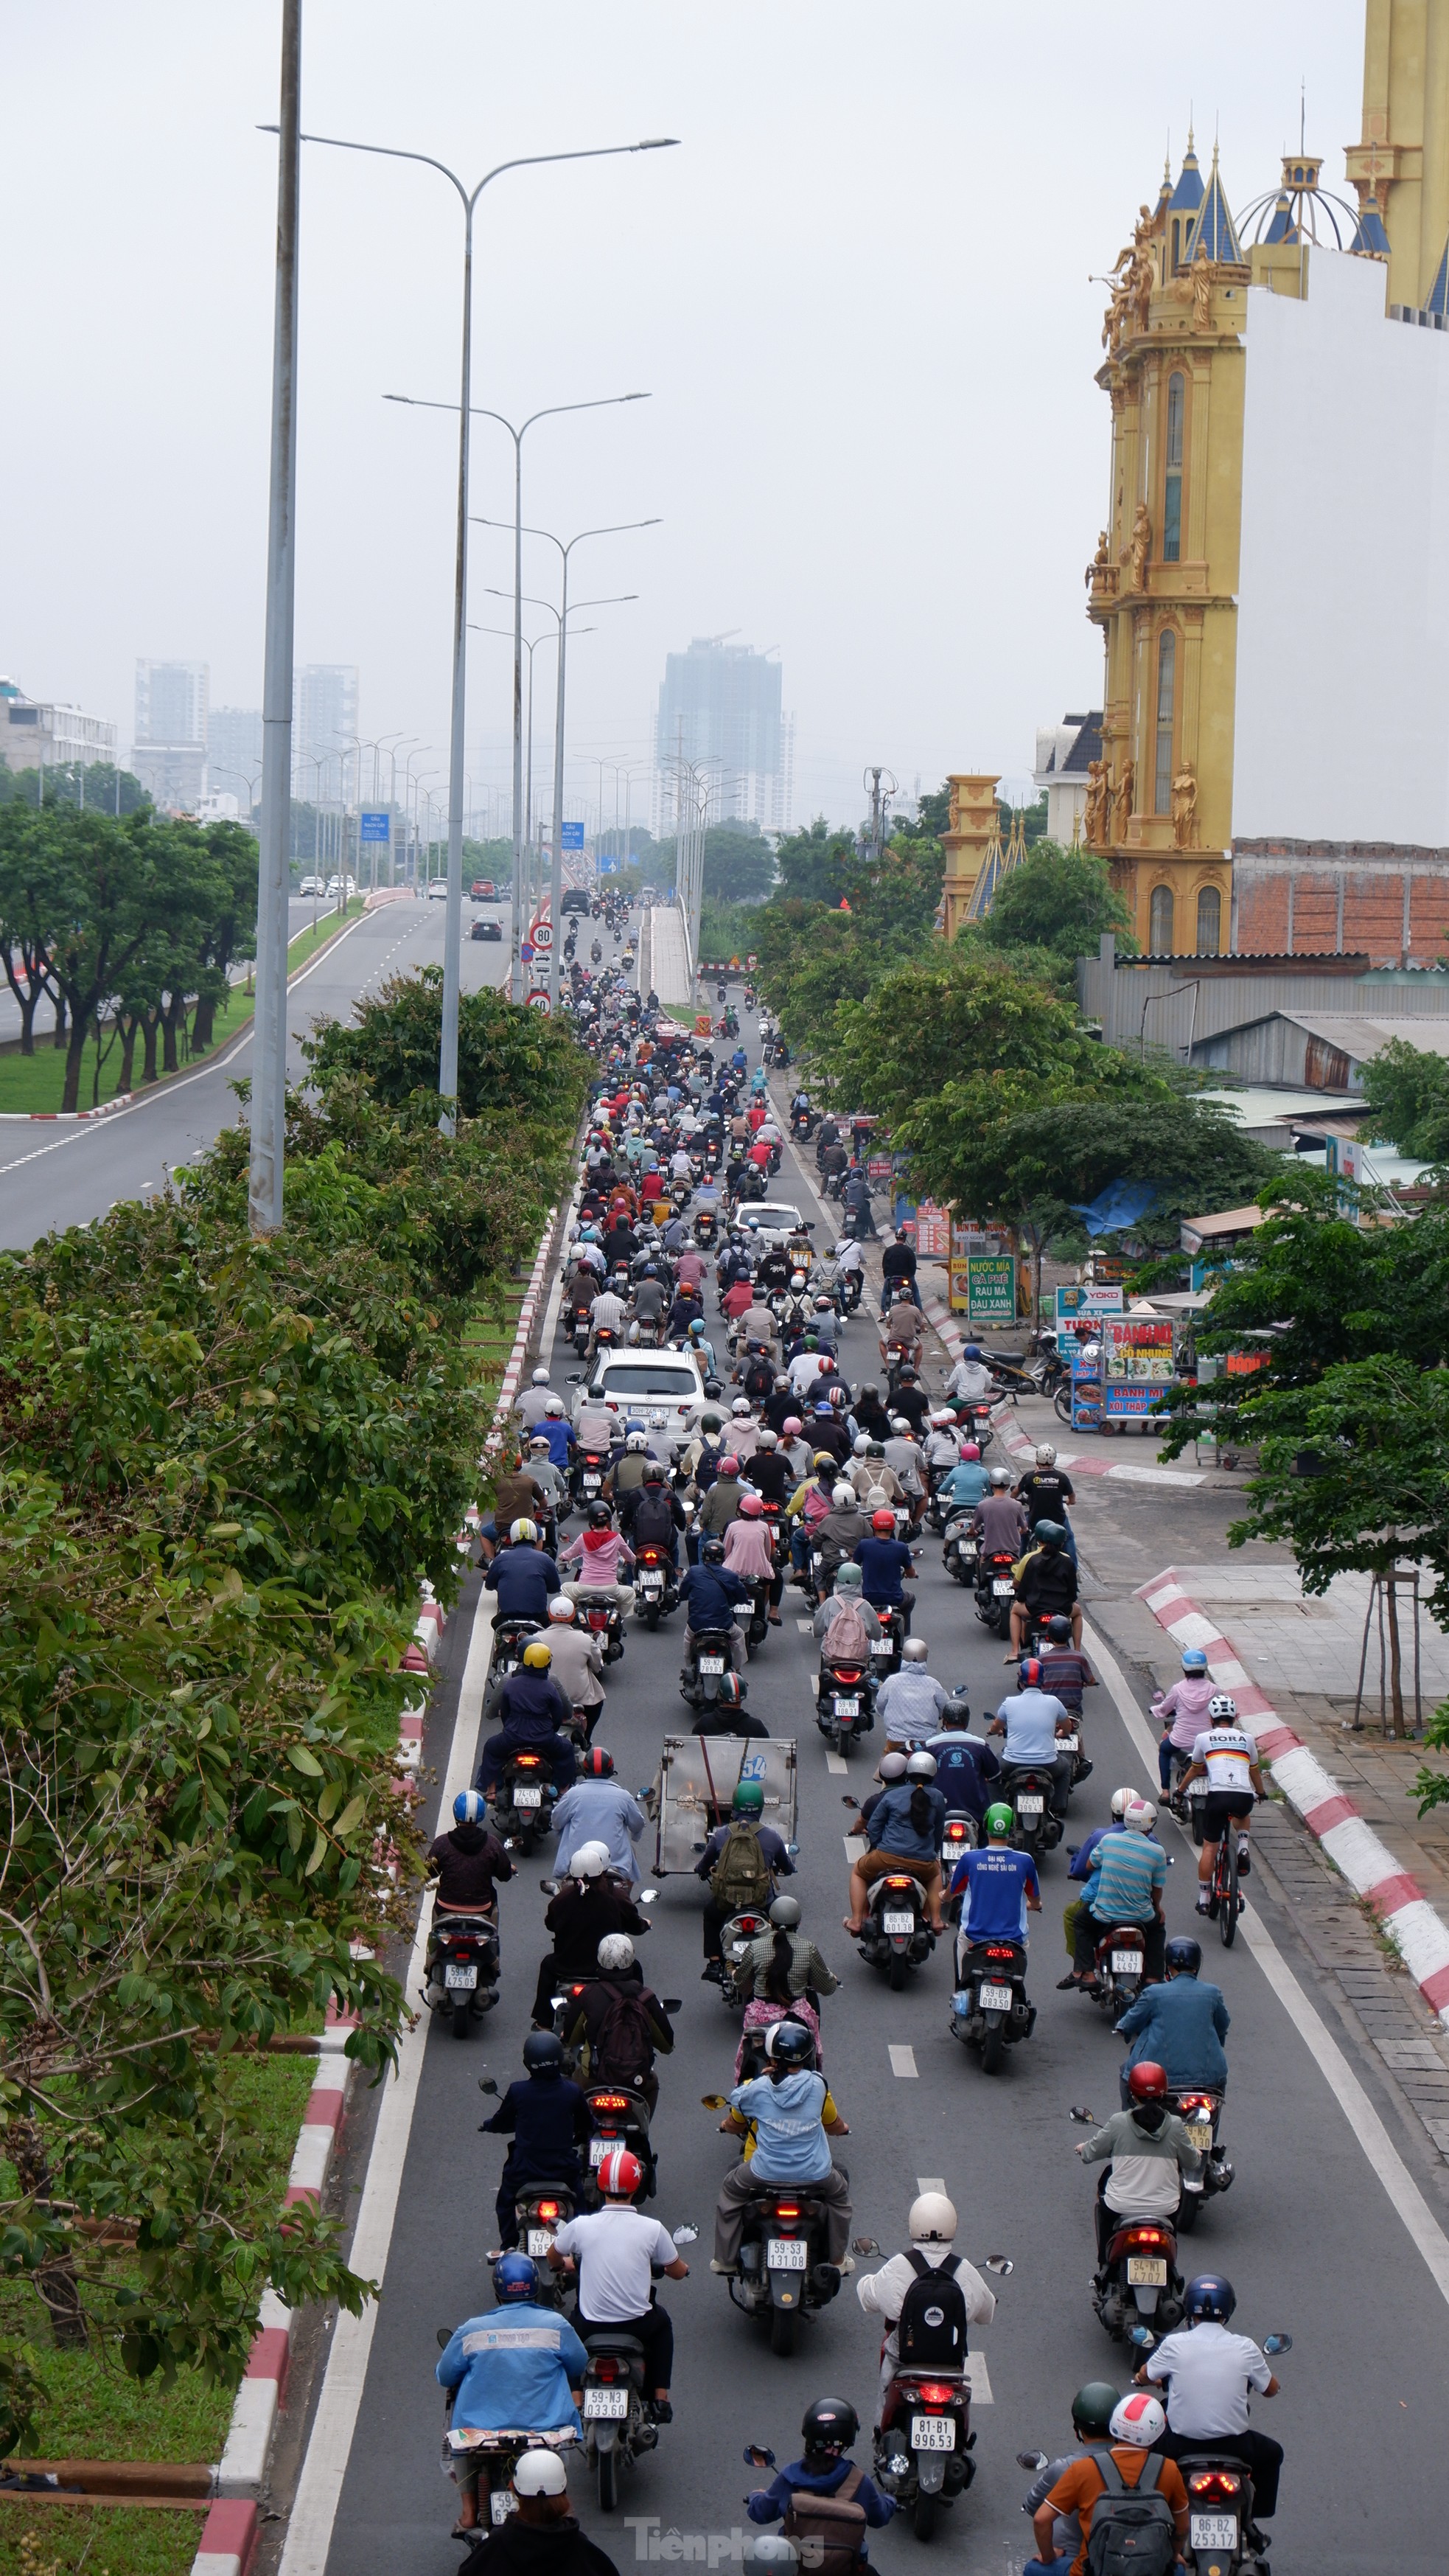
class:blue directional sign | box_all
[561,820,585,850]
[597,852,621,874]
[360,810,390,843]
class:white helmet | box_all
[990,1466,1011,1489]
[832,1481,855,1507]
[756,1428,778,1450]
[547,1596,576,1623]
[1108,2393,1166,2448]
[625,1430,649,1453]
[901,1637,929,1664]
[931,1408,956,1429]
[570,1842,610,1879]
[1035,1442,1057,1466]
[890,1416,912,1436]
[531,1368,551,1388]
[544,1396,565,1417]
[597,1934,635,1970]
[904,1749,938,1780]
[1108,1786,1137,1818]
[852,1433,870,1455]
[1125,1799,1156,1834]
[908,2191,957,2244]
[731,1397,752,1416]
[514,2451,569,2497]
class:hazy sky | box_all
[5,1,1364,834]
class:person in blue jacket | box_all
[1115,1937,1230,2103]
[436,2249,586,2535]
[480,2032,591,2246]
[851,1515,917,1620]
[485,1528,562,1625]
[747,2395,894,2558]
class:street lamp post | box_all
[285,126,677,1118]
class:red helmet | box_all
[739,1491,764,1517]
[582,1747,615,1779]
[1019,1656,1043,1688]
[597,2145,644,2197]
[1127,2061,1168,2102]
[871,1508,896,1535]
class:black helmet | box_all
[800,2397,859,2456]
[522,2031,565,2077]
[588,1500,613,1528]
[1164,1935,1203,1975]
[1033,1519,1066,1548]
[1070,2382,1122,2440]
[1184,2273,1236,2324]
[643,1462,666,1486]
[1046,1614,1073,1643]
[940,1691,971,1727]
[702,1535,726,1564]
[767,2019,815,2069]
[716,1671,745,1708]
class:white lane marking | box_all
[888,2044,918,2078]
[276,1588,496,2576]
[964,2355,993,2404]
[825,1752,848,1776]
[1080,1613,1449,2315]
[916,2176,945,2193]
[796,1618,814,1634]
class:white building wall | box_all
[1233,250,1449,846]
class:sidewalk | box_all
[648,904,694,1012]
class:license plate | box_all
[1190,2514,1238,2550]
[526,2228,555,2256]
[444,1963,478,1990]
[699,1654,725,1674]
[1127,2257,1167,2285]
[588,2136,615,2166]
[1110,1949,1141,1973]
[1185,2123,1213,2151]
[583,1475,601,1492]
[640,1573,663,1590]
[992,1578,1014,1596]
[513,1786,542,1809]
[881,1910,916,1933]
[978,1983,1014,2012]
[1016,1795,1044,1817]
[584,2387,629,2418]
[834,1696,859,1716]
[1060,1734,1080,1752]
[767,2238,809,2269]
[491,2489,519,2524]
[910,2416,956,2452]
[871,1639,893,1657]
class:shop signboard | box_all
[1100,1317,1175,1418]
[1055,1284,1125,1325]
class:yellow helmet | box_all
[522,1640,554,1670]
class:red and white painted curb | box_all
[921,1295,1203,1488]
[1137,1568,1449,2030]
[484,1199,563,1455]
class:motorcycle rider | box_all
[1074,2062,1204,2266]
[881,1419,927,1524]
[692,1668,769,1741]
[879,1289,924,1370]
[879,1230,921,1314]
[526,1433,570,1531]
[813,1481,871,1591]
[514,1367,559,1433]
[696,1777,795,1974]
[845,1750,947,1937]
[886,1365,931,1443]
[988,1657,1076,1820]
[923,1699,1002,1824]
[1117,1935,1230,2105]
[464,2447,619,2576]
[604,1429,653,1508]
[1139,2273,1284,2542]
[538,1397,576,1476]
[935,1439,992,1516]
[481,2033,593,2250]
[947,1800,1042,1968]
[1016,2383,1122,2574]
[876,1636,949,1752]
[970,1467,1028,1565]
[1009,1521,1082,1655]
[620,1461,689,1566]
[1026,2392,1188,2576]
[1063,1796,1168,1988]
[548,2145,688,2420]
[723,1490,783,1623]
[477,1640,578,1799]
[746,2397,895,2554]
[814,1559,884,1677]
[921,1407,966,1477]
[551,1749,646,1886]
[532,1846,653,2028]
[1014,1442,1076,1534]
[484,1520,563,1626]
[559,1503,638,1620]
[1036,1615,1097,1720]
[680,1532,754,1676]
[945,1343,994,1406]
[427,1788,515,1914]
[712,2020,853,2274]
[852,1508,917,1628]
[1152,1646,1215,1794]
[856,2192,997,2417]
[1176,1695,1265,1914]
[436,2252,588,2535]
[542,1598,607,1743]
[786,1455,841,1577]
[744,1426,791,1504]
[561,1935,674,2105]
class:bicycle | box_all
[1206,1817,1245,1946]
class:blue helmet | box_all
[963,1344,982,1362]
[625,1418,646,1435]
[1181,1647,1209,1674]
[1184,2273,1236,2324]
[453,1790,488,1827]
[492,2252,540,2304]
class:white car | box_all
[571,1351,710,1444]
[738,1202,811,1251]
[298,874,324,897]
[426,877,449,900]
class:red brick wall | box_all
[1232,843,1449,964]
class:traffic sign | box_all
[360,810,390,843]
[527,990,551,1013]
[520,941,535,962]
[529,914,553,951]
[561,821,585,850]
[597,852,621,874]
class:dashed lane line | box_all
[888,2044,918,2078]
[825,1752,848,1776]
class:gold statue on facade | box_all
[1083,759,1109,851]
[1113,757,1136,845]
[1190,243,1214,334]
[1086,529,1110,591]
[1128,503,1152,591]
[1171,762,1199,848]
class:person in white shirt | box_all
[548,2154,688,2416]
[945,1346,994,1404]
[856,2192,996,2415]
[789,1346,829,1402]
[588,1288,628,1346]
[1176,1694,1265,1914]
[1140,2273,1283,2531]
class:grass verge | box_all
[0,2506,203,2576]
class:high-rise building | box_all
[654,638,783,831]
[133,659,209,810]
[294,664,358,805]
[207,706,264,812]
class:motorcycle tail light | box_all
[594,2357,621,2383]
[773,2203,801,2221]
[515,1754,542,1769]
[1177,2092,1215,2112]
[985,1945,1016,1960]
[1127,2227,1165,2246]
[884,1876,914,1890]
[592,2093,630,2112]
[834,1668,864,1685]
[536,2200,561,2221]
[1189,2472,1240,2499]
[914,2383,958,2407]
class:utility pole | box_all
[248,0,301,1236]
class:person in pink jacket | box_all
[560,1506,637,1616]
[723,1495,783,1625]
[1152,1648,1215,1793]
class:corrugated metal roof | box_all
[1213,1012,1449,1061]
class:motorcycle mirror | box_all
[567,1374,582,1385]
[638,1888,657,1905]
[539,1879,559,1896]
[693,1839,708,1853]
[671,2224,699,2245]
[841,1795,861,1810]
[701,2093,729,2110]
[851,2237,881,2257]
[981,2255,1014,2276]
[438,2326,453,2349]
[1263,2333,1293,2357]
[786,1842,799,1858]
[744,2446,777,2470]
[1128,2323,1156,2350]
[1016,2451,1049,2474]
[478,2078,499,2096]
[662,1998,682,2013]
[1069,2106,1095,2125]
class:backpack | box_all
[824,1601,871,1666]
[781,2466,867,2576]
[1083,2454,1177,2576]
[709,1820,775,1912]
[895,2250,968,2369]
[590,1985,657,2089]
[632,1491,677,1550]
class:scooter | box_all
[491,1749,558,1854]
[680,1627,735,1708]
[996,1760,1065,1860]
[815,1659,871,1756]
[855,1859,935,1992]
[700,2131,843,2355]
[949,1932,1033,2075]
[942,1511,980,1588]
[633,1543,680,1629]
[575,2230,696,2512]
[1166,2086,1235,2227]
[425,1908,500,2036]
[974,1550,1018,1637]
[852,2246,1013,2541]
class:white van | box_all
[573,1350,709,1443]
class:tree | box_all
[187,821,258,1051]
[773,818,860,907]
[0,764,150,817]
[0,804,60,1053]
[1361,1035,1449,1163]
[0,809,171,1110]
[301,964,588,1131]
[702,824,775,906]
[972,840,1136,964]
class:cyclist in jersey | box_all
[1176,1695,1265,1916]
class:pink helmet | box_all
[739,1492,764,1518]
[960,1441,980,1461]
[782,1416,803,1438]
[719,1455,741,1477]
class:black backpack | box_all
[631,1491,677,1550]
[590,1985,656,2089]
[1083,2454,1177,2576]
[895,2250,969,2369]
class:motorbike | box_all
[571,1447,611,1509]
[790,1107,817,1141]
[579,2084,658,2207]
[1092,2201,1184,2346]
[837,1267,864,1315]
[438,2347,578,2533]
[702,2140,844,2355]
[868,1604,906,1680]
[815,1659,870,1756]
[633,1543,680,1629]
[1174,2426,1287,2573]
[491,1748,558,1853]
[680,1626,736,1709]
[694,1208,719,1249]
[1167,2086,1235,2227]
[949,1935,1033,2074]
[715,1903,772,2005]
[1167,1747,1209,1846]
[974,1550,1019,1637]
[575,1589,626,1665]
[745,1578,772,1655]
[570,1299,595,1358]
[488,1617,537,1698]
[578,2273,689,2512]
[997,1761,1064,1859]
[1091,1918,1150,2025]
[939,1807,975,1874]
[425,1908,500,2036]
[942,1511,980,1589]
[856,1860,935,1991]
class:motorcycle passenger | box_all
[856,2192,997,2415]
[481,2034,593,2250]
[989,1658,1075,1820]
[813,1482,870,1590]
[1152,1646,1215,1795]
[745,1427,791,1504]
[559,1503,638,1618]
[852,1508,917,1626]
[1016,2382,1122,2575]
[485,1520,563,1625]
[845,1750,947,1938]
[814,1560,884,1678]
[542,1597,607,1741]
[1037,1615,1097,1717]
[1139,2273,1284,2540]
[876,1635,949,1751]
[1064,1787,1142,1966]
[786,1455,839,1576]
[746,2398,895,2554]
[526,1434,570,1528]
[680,1533,753,1675]
[1064,1796,1168,1988]
[1025,2392,1188,2576]
[548,2146,688,2418]
[713,2020,853,2273]
[722,1491,783,1621]
[881,1419,926,1521]
[879,1231,921,1313]
[436,2252,588,2534]
[1117,1935,1229,2104]
[532,1847,653,2028]
[478,1640,578,1798]
[699,1454,745,1534]
[970,1468,1028,1561]
[1075,2063,1204,2265]
[924,1701,1002,1823]
[562,1941,675,2114]
[733,1893,839,2078]
[1177,1695,1265,1915]
[945,1343,994,1405]
[948,1801,1042,1966]
[696,1777,794,1973]
[551,1749,646,1886]
[538,1397,576,1474]
[692,1668,769,1740]
[1010,1520,1082,1654]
